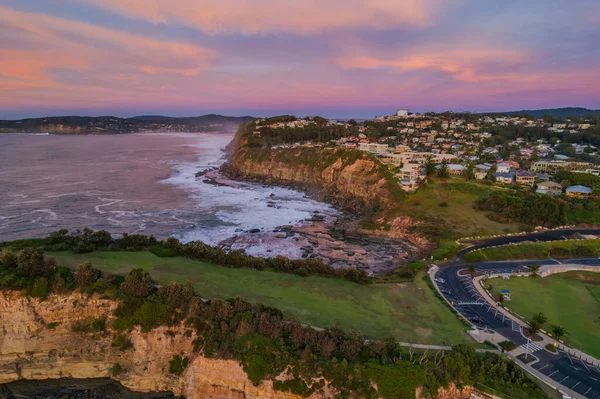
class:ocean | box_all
[0,132,337,258]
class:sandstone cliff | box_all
[0,291,486,399]
[224,145,431,250]
[0,291,325,399]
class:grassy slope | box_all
[465,240,600,262]
[50,251,469,345]
[489,272,600,358]
[394,177,520,237]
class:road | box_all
[456,228,600,259]
[436,258,600,399]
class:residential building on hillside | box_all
[496,162,512,174]
[474,164,492,180]
[516,170,536,186]
[358,143,389,154]
[536,181,563,196]
[565,185,592,198]
[494,169,515,184]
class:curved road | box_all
[456,228,600,259]
[436,258,600,399]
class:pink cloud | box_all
[90,0,452,34]
[334,47,533,83]
[0,6,214,84]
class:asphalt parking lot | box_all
[436,259,600,398]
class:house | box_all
[516,169,536,186]
[474,164,491,180]
[496,162,512,174]
[447,164,466,176]
[536,181,562,196]
[397,163,422,181]
[358,143,389,154]
[494,169,515,184]
[565,185,593,198]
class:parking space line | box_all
[584,387,591,396]
[580,359,591,372]
[559,376,569,384]
[548,370,559,377]
[537,364,549,372]
[571,381,580,390]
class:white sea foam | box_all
[162,134,338,256]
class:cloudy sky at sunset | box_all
[1,0,599,119]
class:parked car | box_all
[469,316,484,324]
[440,289,452,296]
[434,277,446,284]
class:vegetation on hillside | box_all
[1,228,368,284]
[464,240,600,262]
[0,242,548,399]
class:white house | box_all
[496,162,511,174]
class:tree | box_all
[550,324,566,341]
[466,163,476,181]
[424,157,437,176]
[120,268,155,298]
[75,262,101,287]
[468,264,475,276]
[1,249,17,268]
[437,159,449,178]
[527,318,542,335]
[532,312,548,326]
[16,248,47,277]
[529,265,541,277]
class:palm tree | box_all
[533,312,548,326]
[527,318,542,335]
[529,264,541,277]
[468,264,475,276]
[551,324,567,341]
[527,312,547,335]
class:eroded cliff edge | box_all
[222,136,432,253]
[0,291,320,399]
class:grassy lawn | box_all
[465,239,600,262]
[50,251,470,345]
[395,178,520,237]
[489,271,600,358]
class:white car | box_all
[435,277,446,284]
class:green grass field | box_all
[50,251,470,345]
[489,271,600,358]
[395,178,520,237]
[464,240,600,262]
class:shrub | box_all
[498,341,517,352]
[111,334,134,351]
[47,322,61,329]
[545,343,557,353]
[30,277,48,298]
[120,268,155,298]
[168,353,189,376]
[111,363,124,376]
[72,316,107,333]
[75,262,102,287]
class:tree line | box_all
[1,228,369,284]
[0,249,548,399]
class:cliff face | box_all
[0,291,326,399]
[225,146,431,250]
[227,146,399,212]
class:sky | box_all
[0,0,599,119]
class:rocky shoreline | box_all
[206,168,424,275]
